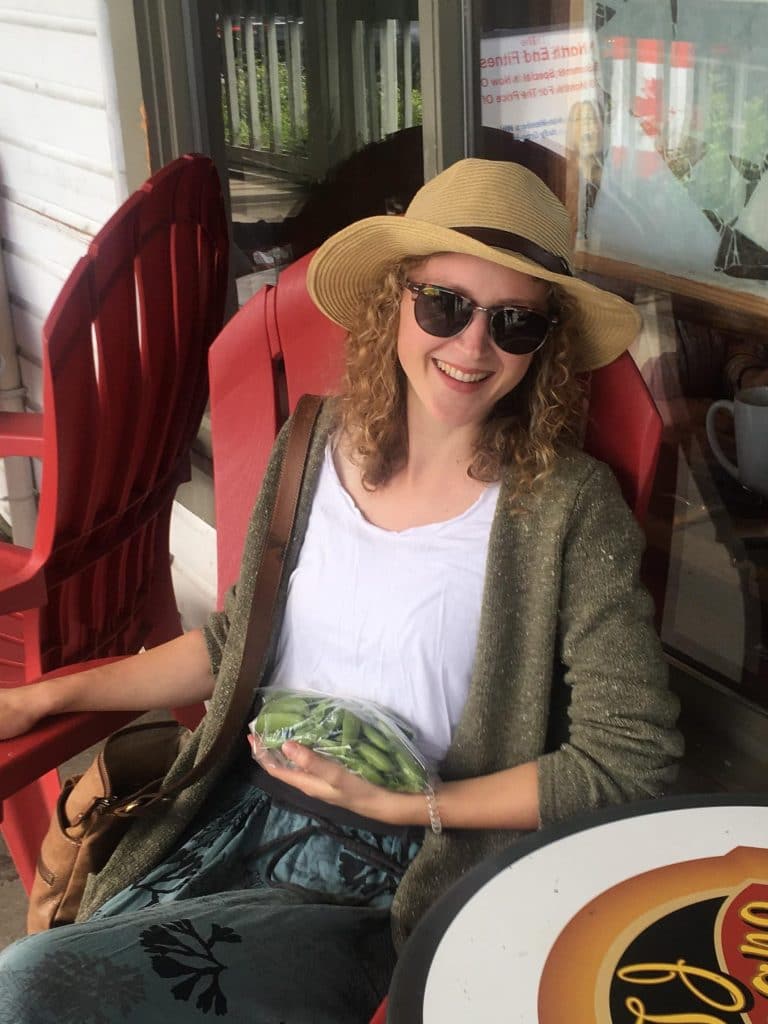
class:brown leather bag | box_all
[26,395,322,934]
[27,719,191,933]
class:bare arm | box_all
[259,741,540,831]
[0,629,214,741]
[405,762,540,830]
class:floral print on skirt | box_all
[0,759,423,1023]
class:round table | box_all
[388,794,768,1022]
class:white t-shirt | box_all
[269,442,500,764]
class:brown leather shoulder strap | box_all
[217,392,324,753]
[122,394,323,813]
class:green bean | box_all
[315,742,354,761]
[254,710,303,735]
[341,711,361,746]
[262,695,312,716]
[361,723,393,751]
[356,741,395,774]
[252,696,431,793]
[354,762,386,786]
[392,747,429,791]
[322,707,345,733]
[286,724,328,747]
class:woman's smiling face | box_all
[396,252,549,433]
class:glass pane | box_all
[213,3,423,304]
[480,0,768,704]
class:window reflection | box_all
[481,0,768,703]
[214,3,423,303]
[585,2,768,289]
[632,295,767,697]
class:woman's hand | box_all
[0,632,216,744]
[249,735,423,826]
[248,736,542,831]
[0,685,47,741]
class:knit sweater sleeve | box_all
[536,461,684,825]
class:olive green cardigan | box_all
[78,402,683,947]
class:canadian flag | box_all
[633,38,664,177]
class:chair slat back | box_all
[34,155,228,670]
[583,351,662,526]
[209,252,345,607]
[272,251,346,412]
[209,285,282,605]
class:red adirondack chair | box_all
[0,154,228,889]
[209,250,345,602]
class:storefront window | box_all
[214,1,423,304]
[481,0,768,702]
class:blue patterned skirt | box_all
[0,759,423,1023]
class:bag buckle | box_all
[112,793,170,817]
[89,795,119,817]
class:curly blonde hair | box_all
[333,257,586,505]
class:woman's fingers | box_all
[248,738,401,824]
[247,733,281,770]
[254,740,370,801]
[281,741,342,779]
[277,741,350,790]
[247,734,318,776]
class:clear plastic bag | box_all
[248,688,434,793]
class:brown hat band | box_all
[453,226,573,277]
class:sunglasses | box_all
[404,281,559,356]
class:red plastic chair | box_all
[583,353,662,528]
[369,994,389,1024]
[209,250,345,602]
[0,154,228,890]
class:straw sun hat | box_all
[306,158,641,372]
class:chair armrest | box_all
[0,412,44,458]
[0,543,47,614]
[0,709,143,804]
[0,658,141,804]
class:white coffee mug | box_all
[706,386,768,499]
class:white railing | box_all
[219,10,307,167]
[217,3,421,179]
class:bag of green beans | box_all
[248,688,434,793]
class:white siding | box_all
[0,200,88,277]
[0,0,97,17]
[0,1,148,536]
[0,1,152,386]
[1,85,113,169]
[0,17,102,91]
[7,307,45,388]
[0,4,113,403]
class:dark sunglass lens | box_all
[490,308,549,354]
[414,286,473,338]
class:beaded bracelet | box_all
[425,783,442,835]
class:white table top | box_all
[389,795,768,1023]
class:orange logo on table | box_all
[538,847,768,1022]
[718,883,768,1010]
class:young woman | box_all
[0,158,682,1022]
